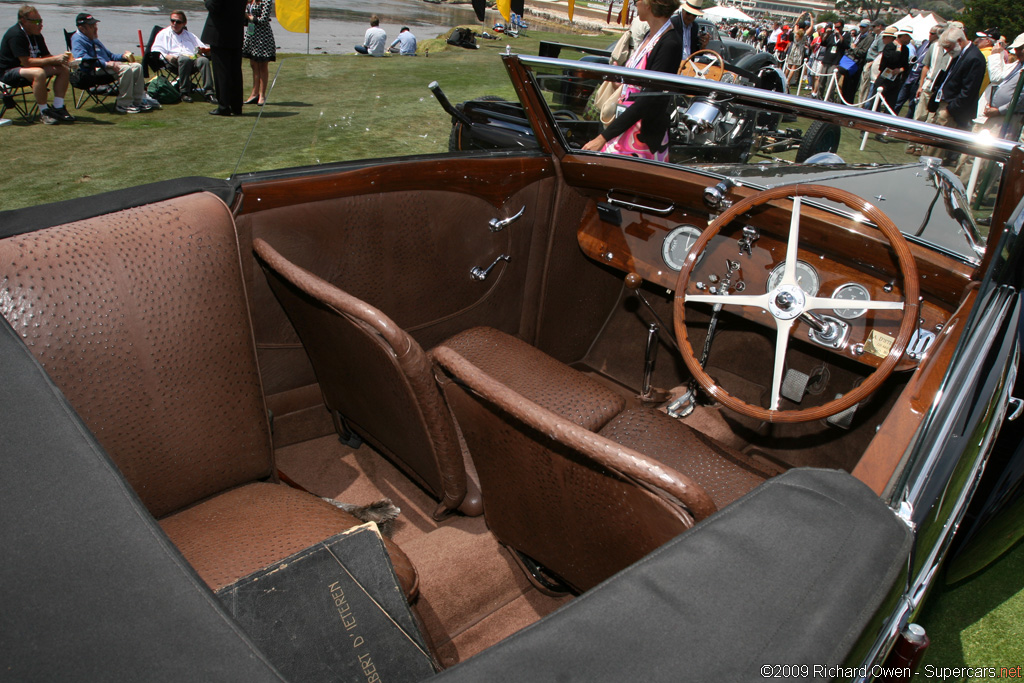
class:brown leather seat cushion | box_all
[160,482,418,598]
[599,409,773,509]
[440,327,625,432]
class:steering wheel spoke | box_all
[685,292,771,310]
[673,183,920,423]
[781,196,802,288]
[804,296,905,312]
[768,318,795,411]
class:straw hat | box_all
[881,25,897,37]
[680,0,704,17]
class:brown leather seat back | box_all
[253,238,467,517]
[0,193,273,518]
[432,345,717,593]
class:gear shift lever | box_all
[626,273,671,402]
[625,273,679,353]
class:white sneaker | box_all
[115,104,141,114]
[39,109,59,124]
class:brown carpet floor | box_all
[275,435,570,669]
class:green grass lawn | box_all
[1,27,1021,676]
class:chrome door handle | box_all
[488,206,525,232]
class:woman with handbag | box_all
[581,0,682,161]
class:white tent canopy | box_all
[889,13,943,42]
[703,5,756,23]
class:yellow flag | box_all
[276,0,309,33]
[497,0,511,23]
[568,0,574,20]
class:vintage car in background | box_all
[2,51,1022,682]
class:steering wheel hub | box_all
[768,285,805,319]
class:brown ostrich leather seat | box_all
[0,193,418,599]
[252,242,627,520]
[432,343,774,593]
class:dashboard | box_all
[576,194,958,372]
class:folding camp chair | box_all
[143,25,203,93]
[64,29,117,112]
[0,76,40,123]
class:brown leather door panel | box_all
[235,156,557,397]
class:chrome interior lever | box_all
[489,206,525,232]
[470,254,510,281]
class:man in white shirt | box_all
[355,16,387,57]
[389,27,416,56]
[152,11,215,102]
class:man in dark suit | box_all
[202,0,245,116]
[669,0,709,62]
[934,26,987,129]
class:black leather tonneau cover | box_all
[0,321,284,682]
[434,467,911,683]
[0,176,235,238]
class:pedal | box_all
[781,368,810,404]
[826,394,859,429]
[665,389,696,418]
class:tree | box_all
[963,0,1020,39]
[835,0,889,20]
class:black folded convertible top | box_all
[0,321,284,682]
[435,467,911,682]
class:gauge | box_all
[831,283,871,319]
[662,225,705,271]
[766,260,820,296]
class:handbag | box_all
[585,80,623,125]
[839,54,859,76]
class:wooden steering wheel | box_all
[672,184,920,424]
[678,49,726,81]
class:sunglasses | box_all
[171,19,185,24]
[23,18,43,24]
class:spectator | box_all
[71,13,149,114]
[857,18,886,105]
[356,15,386,56]
[934,26,987,130]
[152,11,215,103]
[784,27,806,90]
[389,26,416,56]
[767,22,781,55]
[242,0,274,106]
[895,24,933,116]
[0,5,74,124]
[914,24,949,122]
[874,27,909,114]
[669,0,708,62]
[202,0,246,116]
[582,0,681,161]
[813,21,847,98]
[842,19,873,104]
[981,32,1024,135]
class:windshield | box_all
[233,55,527,175]
[518,55,1019,261]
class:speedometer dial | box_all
[662,225,705,271]
[766,261,820,296]
[831,283,871,319]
